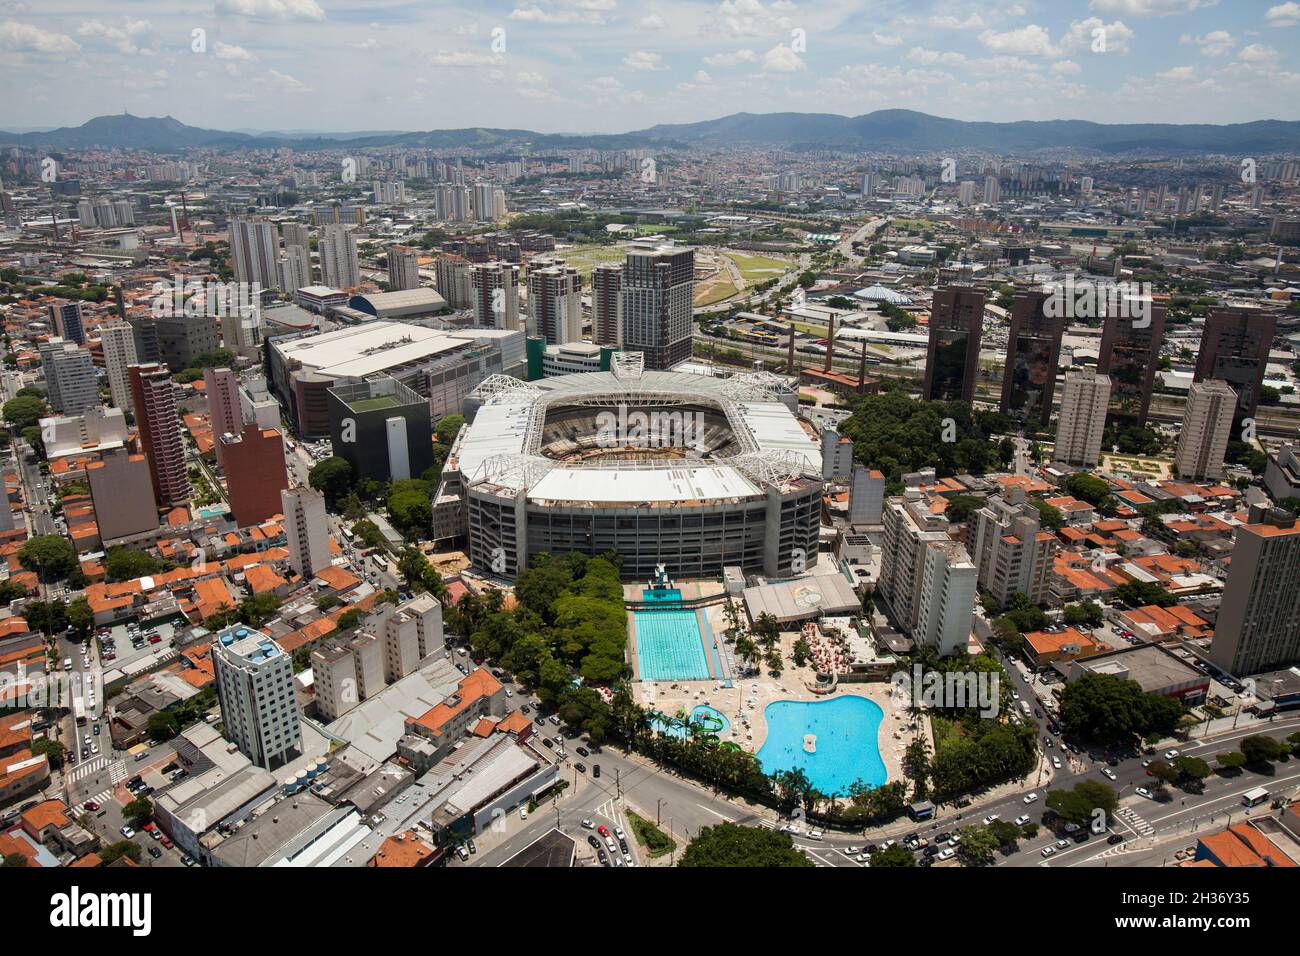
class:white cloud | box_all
[265,69,311,93]
[1238,43,1280,62]
[214,41,255,61]
[978,24,1058,57]
[214,0,326,22]
[929,13,987,30]
[1088,0,1216,15]
[761,43,805,73]
[703,48,758,66]
[716,0,797,39]
[638,14,666,29]
[1181,30,1235,56]
[77,19,157,56]
[510,1,615,25]
[1059,18,1133,54]
[623,50,666,71]
[694,70,712,83]
[1050,59,1082,75]
[872,31,903,47]
[0,19,79,55]
[1265,2,1300,27]
[428,50,502,67]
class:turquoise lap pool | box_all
[634,608,710,680]
[756,697,887,796]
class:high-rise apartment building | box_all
[229,216,279,291]
[281,222,310,254]
[1209,505,1300,675]
[129,363,190,507]
[212,625,302,770]
[878,492,975,648]
[527,259,583,344]
[983,175,1001,205]
[470,260,520,331]
[967,487,1058,607]
[1054,369,1110,468]
[320,224,361,290]
[154,314,220,371]
[277,244,313,295]
[435,254,473,309]
[47,301,85,345]
[85,447,159,543]
[1000,290,1065,426]
[620,240,694,371]
[39,340,99,416]
[99,321,137,412]
[923,285,986,402]
[1193,304,1277,421]
[281,487,330,580]
[1175,379,1237,482]
[220,424,289,528]
[205,366,243,449]
[914,541,978,656]
[387,246,420,291]
[591,262,623,347]
[1097,297,1167,424]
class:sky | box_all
[0,0,1298,135]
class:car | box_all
[937,848,955,860]
[120,825,136,838]
[982,814,999,825]
[148,847,162,859]
[592,764,600,778]
[1107,833,1125,846]
[605,837,617,853]
[83,735,91,746]
[150,829,162,841]
[520,704,531,715]
[576,746,590,757]
[587,835,600,848]
[1056,839,1070,849]
[1064,822,1081,834]
[1141,758,1152,768]
[161,836,173,849]
[1023,792,1039,804]
[922,844,938,857]
[1073,830,1091,844]
[80,748,88,760]
[1041,845,1057,858]
[89,743,98,755]
[935,833,950,845]
[1051,756,1062,769]
[82,800,99,812]
[597,824,609,837]
[842,846,860,856]
[181,855,196,867]
[581,819,595,830]
[1014,815,1031,826]
[574,763,586,773]
[1101,767,1117,780]
[467,839,476,855]
[1164,750,1180,760]
[597,848,609,866]
[455,845,469,862]
[92,724,100,736]
[1136,787,1156,800]
[541,737,554,749]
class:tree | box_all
[988,819,1024,849]
[18,535,79,582]
[1045,780,1118,826]
[147,712,179,742]
[388,488,431,538]
[3,395,48,431]
[308,456,353,507]
[1058,672,1182,745]
[678,823,812,867]
[1062,600,1104,629]
[1215,751,1247,773]
[1115,580,1176,609]
[337,608,364,631]
[123,797,153,825]
[956,823,1000,864]
[1240,734,1286,765]
[869,843,916,867]
[1065,473,1111,507]
[943,494,984,524]
[31,737,65,766]
[104,547,167,582]
[66,596,93,638]
[1173,755,1211,789]
[23,601,67,635]
[100,840,141,864]
[1145,759,1179,789]
[1,852,28,866]
[434,413,464,446]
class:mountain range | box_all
[4,110,1300,154]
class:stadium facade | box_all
[437,365,823,581]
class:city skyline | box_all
[2,1,1300,134]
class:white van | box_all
[63,658,73,671]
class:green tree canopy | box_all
[308,456,353,507]
[678,823,812,867]
[19,535,79,582]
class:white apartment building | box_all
[914,541,978,656]
[281,487,330,580]
[527,259,582,344]
[967,487,1058,606]
[320,224,361,291]
[229,217,279,291]
[212,626,302,770]
[99,321,137,412]
[1055,369,1110,468]
[1175,379,1237,481]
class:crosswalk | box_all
[65,755,108,784]
[1116,805,1156,837]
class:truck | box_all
[1242,787,1269,808]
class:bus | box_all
[908,801,936,822]
[1242,787,1269,808]
[1019,700,1033,718]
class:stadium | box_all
[444,364,824,581]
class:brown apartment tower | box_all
[1097,297,1167,425]
[923,285,986,402]
[129,363,191,508]
[1193,303,1277,421]
[220,424,290,529]
[1000,290,1065,427]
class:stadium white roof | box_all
[273,320,463,379]
[457,370,820,505]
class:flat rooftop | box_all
[274,320,464,379]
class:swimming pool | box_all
[634,609,710,680]
[651,704,732,739]
[756,697,887,796]
[641,587,683,605]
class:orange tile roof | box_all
[1199,824,1297,868]
[410,669,503,737]
[21,799,69,833]
[368,831,436,867]
[244,564,288,594]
